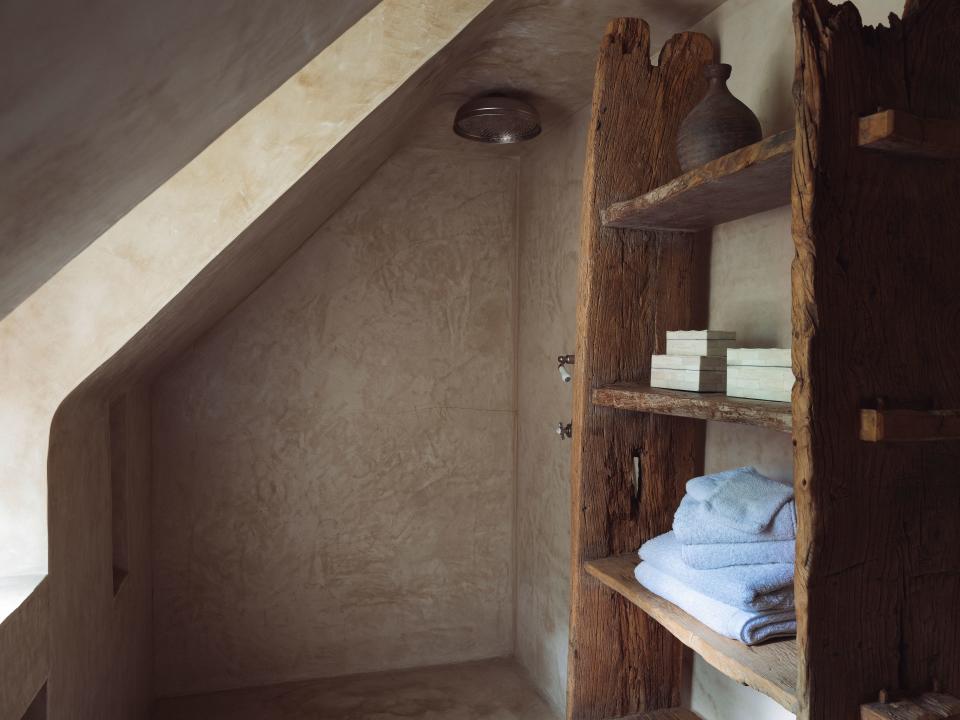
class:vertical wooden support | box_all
[792,1,960,718]
[567,19,712,720]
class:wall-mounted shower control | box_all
[557,354,575,383]
[556,421,573,440]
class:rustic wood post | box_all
[792,0,960,717]
[566,19,712,719]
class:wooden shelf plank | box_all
[614,709,701,720]
[860,408,960,442]
[593,383,792,433]
[601,110,959,234]
[586,554,799,714]
[600,130,794,232]
[858,109,960,159]
[861,692,960,719]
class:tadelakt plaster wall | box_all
[44,383,154,720]
[515,108,586,711]
[151,146,519,696]
[0,2,504,717]
[0,0,379,317]
[0,0,501,583]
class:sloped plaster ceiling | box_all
[0,0,504,583]
[410,0,726,153]
[0,0,380,318]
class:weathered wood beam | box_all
[792,0,960,718]
[567,17,712,720]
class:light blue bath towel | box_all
[685,467,794,533]
[639,532,794,612]
[673,494,796,545]
[635,561,796,645]
[681,538,795,569]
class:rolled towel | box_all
[674,494,796,545]
[681,539,795,569]
[639,531,794,612]
[685,467,794,533]
[635,561,796,645]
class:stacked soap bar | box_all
[651,330,736,393]
[727,348,792,402]
[666,329,737,358]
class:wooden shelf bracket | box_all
[860,408,960,442]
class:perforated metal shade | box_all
[453,96,541,144]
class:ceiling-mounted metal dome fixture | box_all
[453,95,541,144]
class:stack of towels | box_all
[635,466,797,645]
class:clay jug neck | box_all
[703,63,733,94]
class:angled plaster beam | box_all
[0,0,503,592]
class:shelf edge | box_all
[585,554,799,714]
[593,383,792,433]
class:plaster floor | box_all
[152,658,558,720]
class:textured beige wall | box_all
[0,579,47,719]
[151,146,518,696]
[46,382,154,720]
[515,107,588,710]
[0,3,502,715]
[0,0,379,317]
[0,0,499,583]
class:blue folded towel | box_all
[685,467,794,534]
[673,494,796,545]
[681,539,795,569]
[635,562,796,645]
[639,532,794,612]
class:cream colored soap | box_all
[651,368,726,392]
[665,329,737,340]
[666,338,737,357]
[651,354,726,371]
[727,366,793,402]
[727,347,791,367]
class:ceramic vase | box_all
[676,63,762,172]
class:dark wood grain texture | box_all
[593,383,793,432]
[601,129,794,231]
[792,1,960,718]
[587,554,800,714]
[858,109,960,159]
[566,19,713,720]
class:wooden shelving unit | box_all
[586,554,799,714]
[593,383,791,432]
[568,5,960,720]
